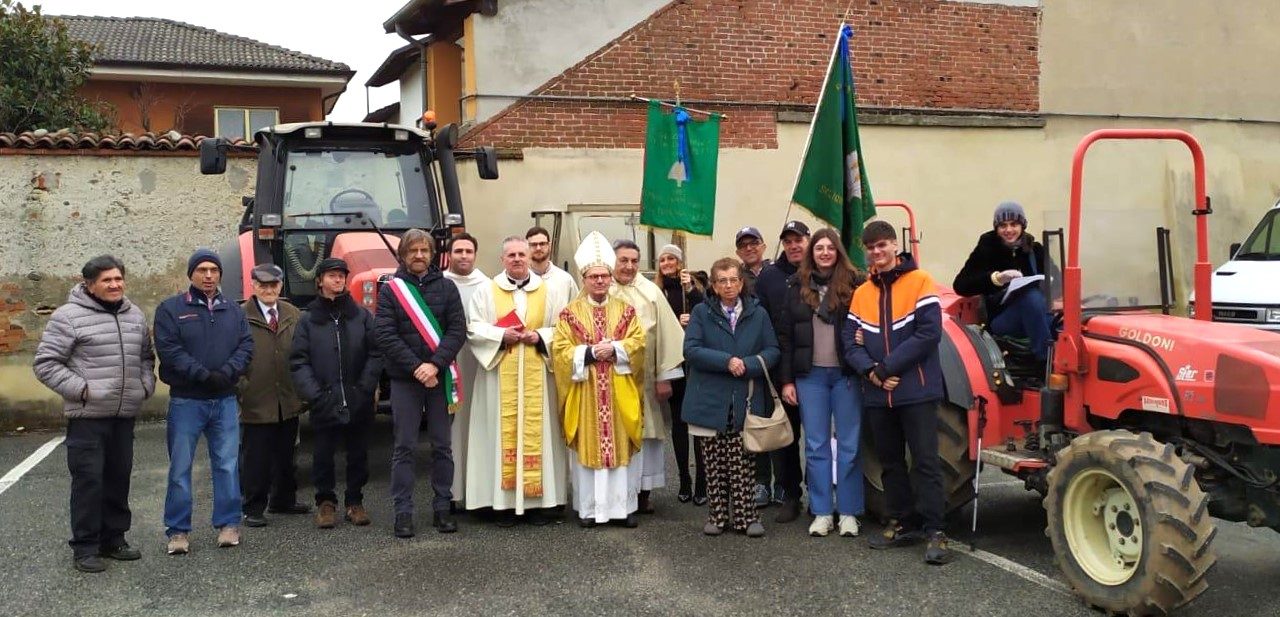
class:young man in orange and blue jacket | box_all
[841,221,952,565]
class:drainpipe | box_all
[396,25,432,127]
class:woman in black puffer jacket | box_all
[774,228,867,538]
[654,244,708,505]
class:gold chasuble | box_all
[494,282,548,496]
[551,296,646,469]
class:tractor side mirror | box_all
[476,145,499,180]
[199,137,227,175]
[1229,242,1242,258]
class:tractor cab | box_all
[200,120,498,309]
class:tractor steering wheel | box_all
[328,188,376,212]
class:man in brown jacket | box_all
[237,264,308,527]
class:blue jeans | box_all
[990,290,1052,360]
[796,367,864,517]
[164,396,242,535]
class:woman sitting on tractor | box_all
[953,201,1055,362]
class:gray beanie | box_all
[993,201,1028,229]
[658,244,683,262]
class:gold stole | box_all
[495,282,547,497]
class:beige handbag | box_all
[742,354,794,453]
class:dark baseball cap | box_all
[779,220,811,239]
[316,258,349,275]
[735,226,764,244]
[250,263,284,283]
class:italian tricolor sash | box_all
[386,278,463,410]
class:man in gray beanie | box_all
[952,201,1054,361]
[154,248,253,555]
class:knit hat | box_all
[658,244,683,262]
[187,248,222,278]
[993,201,1028,229]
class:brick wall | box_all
[464,0,1039,150]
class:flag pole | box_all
[628,94,726,119]
[781,23,848,238]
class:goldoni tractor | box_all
[865,130,1280,616]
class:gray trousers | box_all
[390,379,453,515]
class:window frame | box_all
[213,107,281,140]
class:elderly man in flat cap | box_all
[237,263,309,528]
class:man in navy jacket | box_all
[154,249,253,555]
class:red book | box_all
[496,310,524,329]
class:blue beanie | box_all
[187,248,222,278]
[993,201,1028,229]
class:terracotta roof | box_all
[57,15,353,76]
[0,130,247,151]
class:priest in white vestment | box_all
[465,236,573,525]
[443,233,489,507]
[527,225,580,299]
[610,240,686,513]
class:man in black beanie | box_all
[154,248,253,555]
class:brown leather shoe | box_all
[315,502,337,529]
[345,504,371,526]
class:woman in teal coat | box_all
[681,257,780,538]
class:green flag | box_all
[640,100,721,235]
[790,24,876,267]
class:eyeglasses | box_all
[584,273,612,281]
[714,277,742,286]
[736,240,762,250]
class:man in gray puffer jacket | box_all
[33,255,155,573]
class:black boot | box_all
[677,476,693,503]
[73,555,106,573]
[775,498,802,523]
[623,513,639,528]
[393,513,415,538]
[638,490,655,514]
[496,510,517,528]
[433,511,458,533]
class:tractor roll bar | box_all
[875,201,921,265]
[1062,130,1211,367]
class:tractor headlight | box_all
[1267,308,1280,323]
[362,281,375,307]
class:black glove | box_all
[205,371,233,390]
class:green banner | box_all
[640,100,721,236]
[790,25,876,267]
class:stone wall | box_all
[0,151,256,428]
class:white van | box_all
[1207,200,1280,330]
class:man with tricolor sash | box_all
[465,236,573,526]
[551,232,647,528]
[375,229,468,538]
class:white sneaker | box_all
[808,515,834,537]
[839,515,860,537]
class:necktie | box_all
[726,306,737,332]
[268,307,278,333]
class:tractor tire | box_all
[862,402,975,522]
[1044,430,1217,616]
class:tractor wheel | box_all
[863,402,975,521]
[1044,430,1217,616]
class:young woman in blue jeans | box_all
[775,228,866,537]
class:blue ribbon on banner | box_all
[675,107,690,171]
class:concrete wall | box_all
[1040,0,1280,121]
[457,115,1280,307]
[0,153,255,426]
[399,64,425,128]
[469,0,670,122]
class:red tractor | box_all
[197,116,498,306]
[865,130,1280,616]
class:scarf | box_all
[809,272,834,324]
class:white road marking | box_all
[959,544,1074,597]
[0,437,65,497]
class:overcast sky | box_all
[32,0,407,121]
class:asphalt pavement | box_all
[1,420,1277,617]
